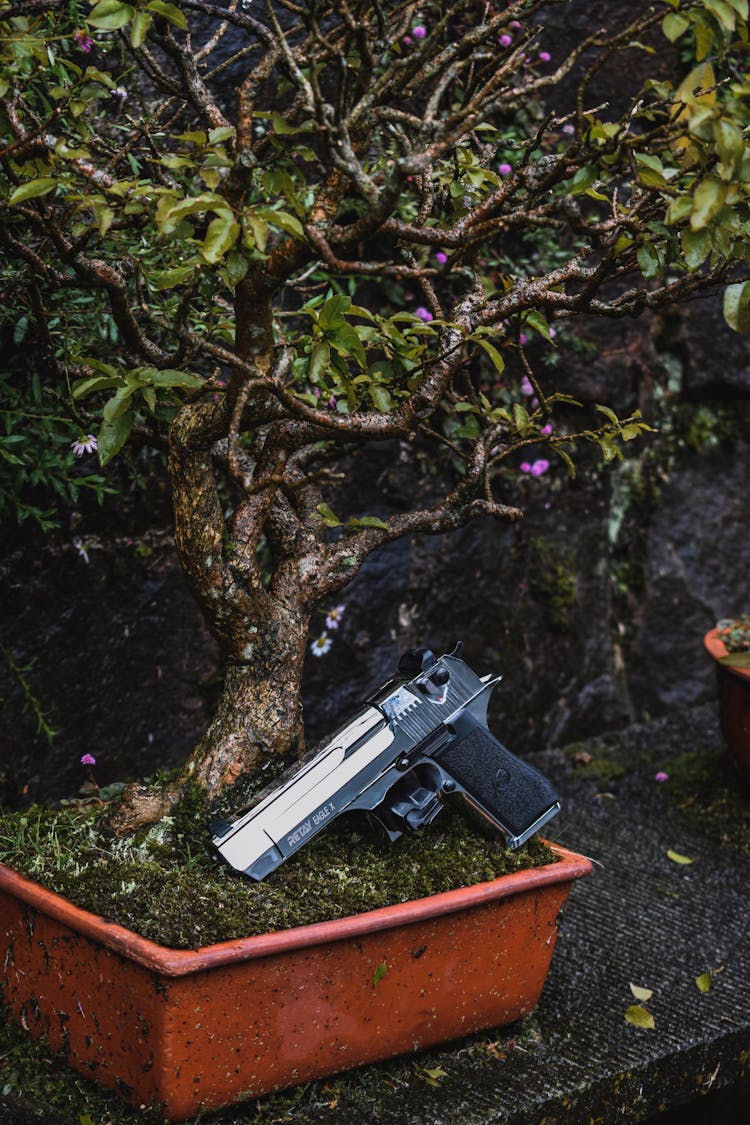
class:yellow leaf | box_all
[666,849,695,865]
[625,1004,655,1029]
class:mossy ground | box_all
[0,791,554,948]
[665,748,750,854]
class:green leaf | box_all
[595,404,619,424]
[370,385,393,412]
[9,178,57,204]
[160,193,229,231]
[202,213,240,264]
[704,0,736,30]
[130,9,152,47]
[720,650,750,669]
[662,12,690,40]
[146,0,188,28]
[695,971,713,993]
[372,961,388,989]
[150,265,196,290]
[347,515,389,531]
[629,983,654,1002]
[221,250,249,288]
[474,337,506,375]
[723,281,750,333]
[146,369,204,388]
[271,111,314,135]
[307,341,330,384]
[681,228,711,270]
[690,177,727,232]
[87,0,135,31]
[553,445,577,479]
[714,119,745,171]
[98,410,133,466]
[316,502,342,528]
[103,387,134,422]
[73,375,122,399]
[625,1005,655,1030]
[666,849,695,865]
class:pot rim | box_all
[0,841,591,977]
[704,628,750,683]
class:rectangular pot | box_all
[0,842,591,1121]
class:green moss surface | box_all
[665,748,750,854]
[0,799,555,949]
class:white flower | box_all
[72,536,90,564]
[325,604,346,629]
[310,632,333,657]
[71,434,98,457]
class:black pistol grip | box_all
[433,718,559,846]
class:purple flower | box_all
[519,332,528,346]
[538,51,551,63]
[520,375,534,396]
[325,604,346,630]
[80,753,97,767]
[499,34,512,47]
[498,162,513,175]
[655,771,669,783]
[540,423,553,435]
[71,434,98,457]
[74,29,94,53]
[530,459,550,477]
[435,251,448,265]
[412,25,427,40]
[403,35,413,46]
[520,461,532,474]
[415,306,433,322]
[562,123,576,135]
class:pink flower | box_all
[498,162,513,175]
[530,459,550,476]
[412,25,427,40]
[540,423,553,435]
[655,771,669,783]
[538,51,551,63]
[74,29,94,53]
[403,35,413,46]
[520,375,534,396]
[435,251,448,265]
[80,753,97,767]
[415,306,433,322]
[520,462,532,474]
[499,34,512,47]
[519,332,528,346]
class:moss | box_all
[664,748,750,854]
[527,536,578,631]
[564,739,628,784]
[0,803,555,949]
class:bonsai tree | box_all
[1,0,749,832]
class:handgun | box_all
[210,643,560,880]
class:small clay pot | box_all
[704,628,750,783]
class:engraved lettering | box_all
[286,802,336,848]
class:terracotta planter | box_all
[0,842,590,1121]
[705,628,750,783]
